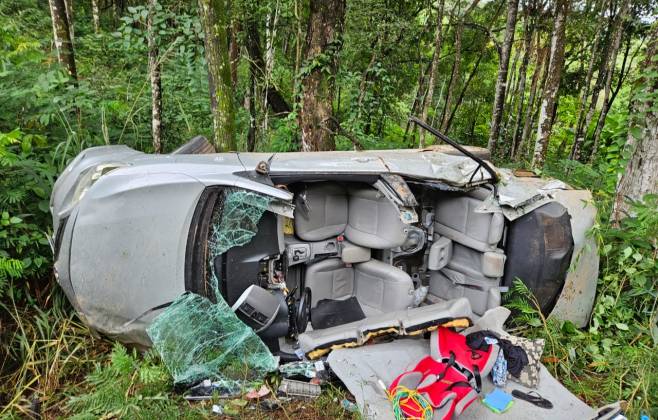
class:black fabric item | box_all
[465,330,529,377]
[499,339,529,377]
[310,297,366,330]
[465,330,500,351]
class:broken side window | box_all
[147,188,278,388]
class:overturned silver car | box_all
[50,135,598,358]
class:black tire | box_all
[171,135,216,155]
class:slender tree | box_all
[532,0,568,169]
[48,0,77,80]
[198,0,236,151]
[244,15,291,115]
[439,0,481,132]
[611,24,658,224]
[509,3,534,158]
[147,0,162,153]
[589,0,629,162]
[64,0,74,42]
[570,0,607,160]
[488,0,519,154]
[91,0,100,33]
[298,0,346,151]
[418,0,446,147]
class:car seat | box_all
[293,183,414,316]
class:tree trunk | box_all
[611,25,658,224]
[198,0,236,151]
[147,0,162,153]
[509,5,533,158]
[48,0,78,80]
[444,0,505,134]
[404,60,432,143]
[570,0,607,160]
[517,40,547,159]
[418,0,446,147]
[444,49,484,133]
[293,0,303,91]
[246,68,257,152]
[531,0,568,169]
[357,36,380,109]
[440,0,480,133]
[298,0,346,151]
[262,1,280,132]
[229,21,239,89]
[487,0,519,154]
[244,18,292,115]
[91,0,100,33]
[64,0,74,43]
[589,0,629,162]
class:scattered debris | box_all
[184,379,242,401]
[279,360,316,378]
[211,404,223,415]
[277,379,321,399]
[259,399,284,411]
[341,399,358,413]
[245,384,270,400]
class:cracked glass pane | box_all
[147,189,278,388]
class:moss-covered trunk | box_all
[298,0,346,152]
[198,0,236,151]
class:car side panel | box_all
[69,171,205,343]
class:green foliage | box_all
[65,344,185,419]
[0,289,104,417]
[0,129,55,297]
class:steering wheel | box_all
[295,287,312,334]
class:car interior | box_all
[213,174,523,357]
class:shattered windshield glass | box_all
[147,188,278,388]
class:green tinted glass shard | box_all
[147,189,277,388]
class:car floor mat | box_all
[311,297,366,330]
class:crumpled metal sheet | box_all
[267,150,495,186]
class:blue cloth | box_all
[485,337,507,387]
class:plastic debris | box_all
[279,361,317,379]
[211,404,223,415]
[184,379,243,401]
[147,189,278,388]
[245,385,270,400]
[341,399,359,413]
[277,379,321,399]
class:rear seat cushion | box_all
[354,259,414,313]
[345,187,408,249]
[294,183,348,241]
[305,258,354,307]
[434,195,504,252]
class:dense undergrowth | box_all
[1,0,656,418]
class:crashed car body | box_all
[50,139,598,351]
